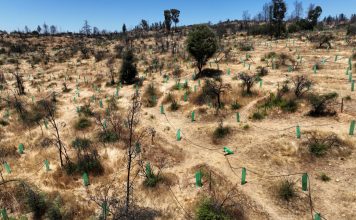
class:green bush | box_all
[74,117,91,130]
[213,123,230,139]
[25,187,47,219]
[196,198,229,220]
[72,137,91,150]
[0,119,9,126]
[231,101,241,110]
[98,130,119,143]
[47,205,62,220]
[170,100,179,111]
[309,142,328,157]
[278,180,295,201]
[320,173,331,182]
[77,153,104,175]
[77,104,94,117]
[252,111,265,120]
[280,99,298,112]
[144,173,161,187]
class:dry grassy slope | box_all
[0,32,355,219]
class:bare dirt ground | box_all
[0,31,355,219]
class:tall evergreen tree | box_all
[120,50,137,84]
[271,0,287,38]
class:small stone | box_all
[336,179,340,182]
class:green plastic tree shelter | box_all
[313,65,317,74]
[146,162,152,177]
[350,120,355,135]
[101,202,109,218]
[44,119,48,129]
[241,167,246,185]
[223,147,234,155]
[44,159,50,171]
[82,172,90,186]
[296,125,301,139]
[302,173,308,191]
[99,100,103,108]
[259,79,263,88]
[4,162,11,174]
[1,208,8,220]
[191,111,195,122]
[349,58,352,70]
[176,129,181,141]
[236,112,240,122]
[195,171,202,187]
[18,143,24,154]
[314,213,321,220]
[351,80,355,92]
[135,142,141,154]
[160,104,164,114]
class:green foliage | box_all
[143,84,159,107]
[260,93,298,113]
[308,92,338,116]
[231,101,241,110]
[74,117,91,130]
[98,130,119,143]
[47,205,62,220]
[196,198,230,220]
[72,137,91,150]
[252,111,265,120]
[170,99,179,111]
[309,142,328,157]
[120,50,137,84]
[186,25,218,73]
[278,180,295,201]
[0,119,9,126]
[25,186,47,219]
[272,0,287,38]
[76,153,104,175]
[213,123,230,139]
[320,173,331,182]
[77,104,94,117]
[238,41,254,51]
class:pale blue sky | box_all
[0,0,354,32]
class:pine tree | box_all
[120,50,137,84]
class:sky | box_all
[0,0,355,32]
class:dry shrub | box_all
[302,131,353,158]
[143,138,184,167]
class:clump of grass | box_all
[344,95,351,101]
[252,111,265,120]
[242,124,250,130]
[98,130,119,143]
[77,104,94,117]
[196,198,230,220]
[231,101,241,110]
[319,173,331,182]
[260,93,298,113]
[277,180,296,201]
[72,137,91,150]
[309,142,328,157]
[213,122,230,140]
[74,117,91,130]
[143,83,160,107]
[0,119,9,126]
[170,99,180,111]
